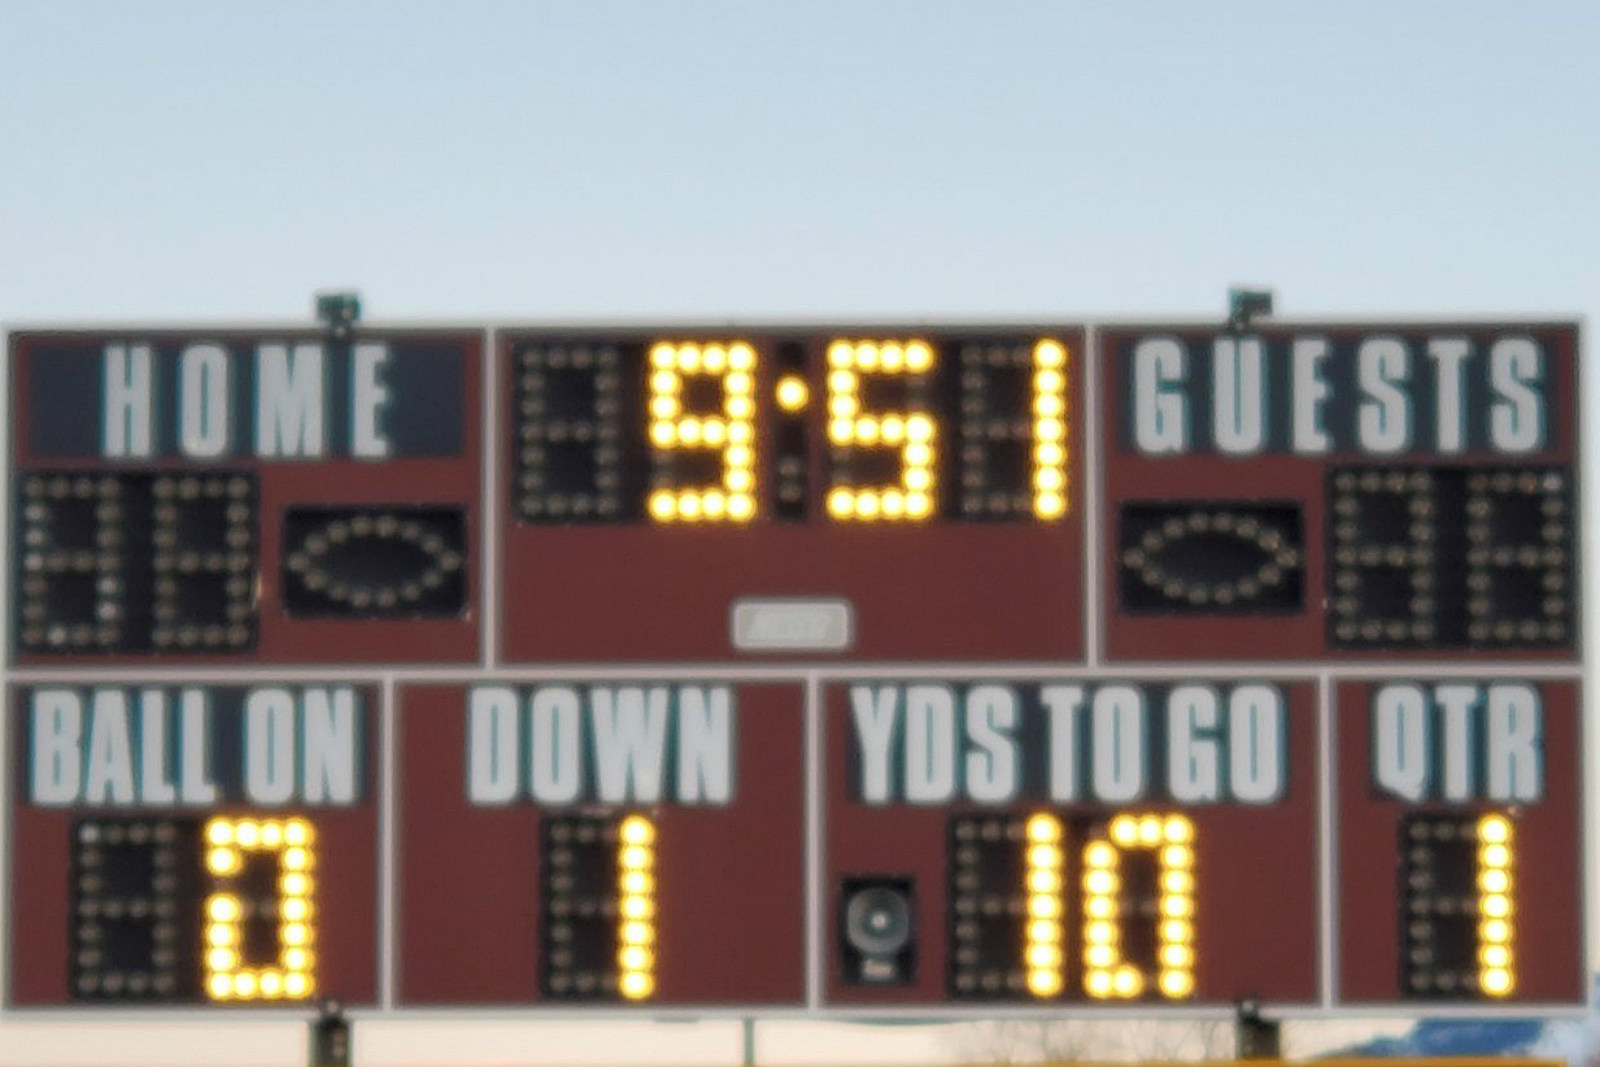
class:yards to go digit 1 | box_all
[645,337,1071,524]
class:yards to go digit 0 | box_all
[953,811,1195,1002]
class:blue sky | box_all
[3,2,1597,322]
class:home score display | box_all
[5,320,1585,1017]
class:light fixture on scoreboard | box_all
[1400,812,1516,999]
[69,815,319,1003]
[540,813,658,1002]
[511,334,1073,525]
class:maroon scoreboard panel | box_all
[8,329,482,664]
[1098,323,1579,662]
[3,320,1586,1019]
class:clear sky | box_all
[2,3,1597,1065]
[3,2,1598,324]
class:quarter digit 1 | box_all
[1400,811,1516,998]
[824,339,936,522]
[202,816,316,1001]
[647,342,758,523]
[1475,814,1515,996]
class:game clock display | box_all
[498,328,1087,662]
[4,319,1586,1019]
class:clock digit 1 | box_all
[1081,813,1196,1000]
[201,816,317,1001]
[1030,340,1070,519]
[647,341,758,523]
[824,339,937,522]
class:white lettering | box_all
[964,685,1018,803]
[1427,337,1471,454]
[1228,684,1284,803]
[1373,685,1429,801]
[1167,685,1219,803]
[1291,337,1331,454]
[179,343,230,459]
[84,691,136,805]
[1134,338,1188,454]
[1489,337,1544,453]
[1434,683,1477,802]
[244,689,297,805]
[137,690,177,805]
[1357,337,1411,454]
[850,686,899,803]
[179,689,218,804]
[30,690,82,805]
[103,344,154,458]
[468,688,520,804]
[677,686,732,804]
[904,685,957,804]
[1041,685,1085,802]
[590,687,670,804]
[1486,684,1542,801]
[1091,686,1145,802]
[1213,337,1266,454]
[302,687,357,804]
[256,343,326,458]
[530,687,583,804]
[351,342,392,458]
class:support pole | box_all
[1235,996,1281,1059]
[310,1000,352,1067]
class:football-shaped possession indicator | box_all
[1118,503,1304,614]
[282,508,466,618]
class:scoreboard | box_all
[3,320,1585,1017]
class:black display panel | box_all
[15,473,258,655]
[281,507,467,619]
[510,335,1070,525]
[1328,467,1573,649]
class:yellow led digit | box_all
[1083,813,1195,1000]
[617,814,657,1000]
[647,341,758,523]
[202,816,316,1001]
[1477,813,1515,997]
[1023,813,1065,997]
[824,338,936,522]
[1032,339,1070,519]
